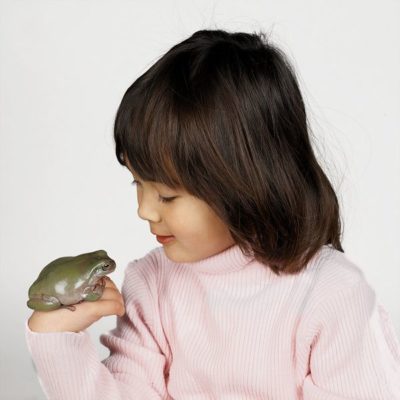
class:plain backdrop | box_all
[1,0,399,398]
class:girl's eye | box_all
[131,179,176,203]
[159,196,176,203]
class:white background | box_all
[1,0,399,398]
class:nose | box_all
[137,201,162,223]
[135,185,162,223]
[137,208,161,223]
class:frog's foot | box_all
[60,299,85,311]
[62,304,77,311]
[82,279,105,302]
[27,294,61,311]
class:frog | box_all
[27,249,116,312]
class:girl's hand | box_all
[27,277,125,333]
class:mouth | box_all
[156,235,175,245]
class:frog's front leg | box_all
[81,277,106,302]
[27,294,62,311]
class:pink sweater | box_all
[25,244,400,399]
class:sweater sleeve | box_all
[25,255,170,400]
[302,280,400,400]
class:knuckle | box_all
[117,303,125,316]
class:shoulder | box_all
[298,246,382,339]
[304,245,369,299]
[297,245,378,322]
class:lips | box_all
[156,235,175,244]
[152,231,173,237]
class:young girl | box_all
[26,29,400,399]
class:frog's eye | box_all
[101,264,110,271]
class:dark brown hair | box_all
[114,28,344,276]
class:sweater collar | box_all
[165,243,255,275]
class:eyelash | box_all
[131,179,176,203]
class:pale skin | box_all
[124,156,235,264]
[28,155,234,333]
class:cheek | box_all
[177,205,219,237]
[168,207,195,233]
[168,203,206,236]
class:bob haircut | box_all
[114,28,344,276]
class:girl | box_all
[26,29,400,399]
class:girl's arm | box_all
[302,280,400,399]
[25,255,171,400]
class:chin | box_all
[162,246,199,264]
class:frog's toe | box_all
[27,295,61,311]
[62,304,77,311]
[82,284,103,302]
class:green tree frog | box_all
[27,250,116,311]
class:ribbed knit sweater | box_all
[25,244,400,399]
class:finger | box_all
[92,299,125,317]
[103,276,119,290]
[100,286,124,302]
[98,284,125,313]
[71,293,125,317]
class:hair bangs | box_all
[114,75,185,190]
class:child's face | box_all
[125,158,235,263]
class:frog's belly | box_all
[56,292,83,305]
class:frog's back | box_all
[37,256,74,277]
[29,256,76,294]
